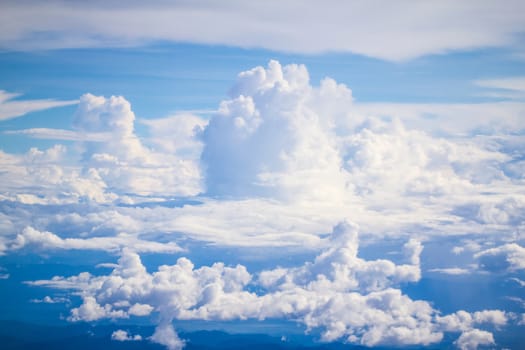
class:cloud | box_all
[0,90,78,121]
[0,266,9,279]
[475,76,525,100]
[72,93,203,197]
[0,145,114,204]
[4,128,111,142]
[201,60,348,202]
[28,221,516,349]
[1,1,525,60]
[150,322,184,350]
[475,243,525,272]
[428,267,470,275]
[111,329,142,341]
[30,296,70,304]
[454,329,495,350]
[7,226,182,254]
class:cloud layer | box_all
[30,222,512,349]
[1,60,524,349]
[1,1,525,60]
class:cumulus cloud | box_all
[73,93,202,197]
[28,221,515,349]
[1,1,525,61]
[201,60,348,203]
[2,59,524,350]
[475,243,525,272]
[454,329,495,350]
[0,145,114,204]
[111,329,142,341]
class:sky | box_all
[1,1,525,349]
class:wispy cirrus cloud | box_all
[0,90,78,121]
[475,76,525,100]
[4,128,111,142]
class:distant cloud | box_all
[5,128,111,142]
[30,295,69,304]
[111,329,142,342]
[8,226,183,254]
[475,243,525,272]
[28,222,515,349]
[428,267,470,275]
[475,76,525,100]
[1,1,524,61]
[0,90,78,121]
[454,329,495,350]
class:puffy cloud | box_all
[150,322,184,350]
[1,60,523,249]
[0,145,114,205]
[30,221,513,349]
[111,329,142,341]
[475,243,525,272]
[1,1,525,61]
[436,310,507,332]
[73,93,203,197]
[454,329,495,350]
[201,60,348,203]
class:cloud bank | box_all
[1,60,524,349]
[1,1,525,60]
[30,222,513,349]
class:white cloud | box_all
[428,267,470,275]
[1,1,525,61]
[353,101,525,135]
[111,329,142,341]
[0,145,114,204]
[201,60,348,203]
[0,90,78,121]
[475,76,525,100]
[30,295,69,304]
[454,329,495,350]
[150,322,184,350]
[73,93,203,197]
[5,128,111,142]
[7,226,182,254]
[29,221,516,349]
[475,243,525,272]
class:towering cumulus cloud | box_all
[202,60,349,202]
[73,93,203,197]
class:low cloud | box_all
[111,329,142,342]
[7,226,182,254]
[475,243,525,272]
[28,222,512,349]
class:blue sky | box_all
[1,1,525,350]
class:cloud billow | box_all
[30,222,511,349]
